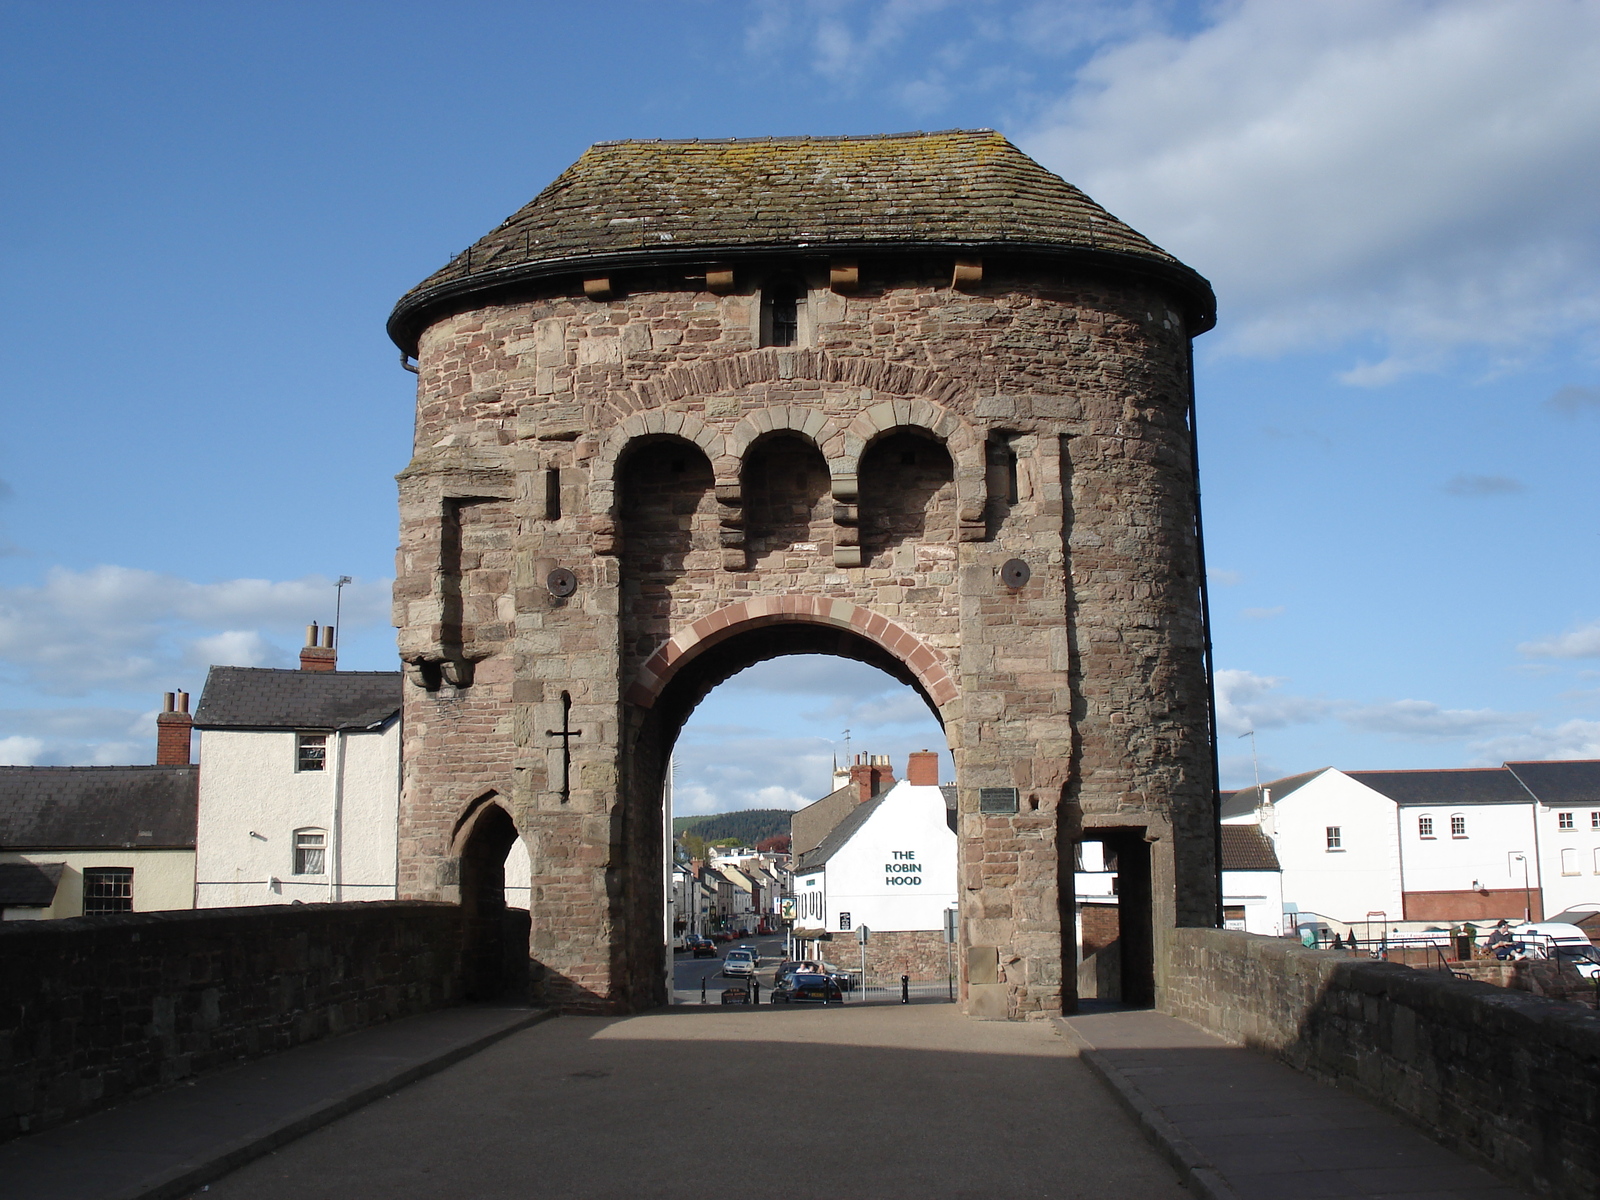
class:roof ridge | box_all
[591,129,994,148]
[0,764,194,772]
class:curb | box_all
[119,1007,556,1200]
[1053,1017,1239,1200]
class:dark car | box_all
[770,972,843,1004]
[688,936,716,958]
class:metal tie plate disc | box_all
[546,567,578,598]
[1000,558,1030,589]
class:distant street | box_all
[672,933,785,1004]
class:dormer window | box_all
[761,279,804,347]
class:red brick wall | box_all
[1402,889,1542,922]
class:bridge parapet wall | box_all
[0,901,466,1143]
[1162,928,1600,1200]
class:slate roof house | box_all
[1222,760,1600,932]
[0,760,198,919]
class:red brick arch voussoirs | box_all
[626,597,958,710]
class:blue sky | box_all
[2,1,1599,811]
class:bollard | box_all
[701,976,707,1005]
[901,974,910,1004]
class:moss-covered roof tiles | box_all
[389,130,1212,351]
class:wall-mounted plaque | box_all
[979,787,1020,814]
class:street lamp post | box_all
[1511,853,1532,922]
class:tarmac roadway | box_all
[197,1000,1193,1200]
[672,932,786,1004]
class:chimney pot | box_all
[305,623,319,648]
[155,692,193,766]
[322,625,335,649]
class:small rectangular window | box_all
[544,468,561,520]
[83,867,133,915]
[838,911,851,931]
[1558,812,1574,830]
[294,830,326,875]
[1450,814,1467,838]
[1591,812,1599,830]
[1561,847,1579,876]
[1326,826,1342,851]
[1417,815,1434,838]
[297,733,327,772]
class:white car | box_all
[720,949,757,978]
[1510,922,1600,979]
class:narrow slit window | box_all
[294,829,327,875]
[544,468,561,520]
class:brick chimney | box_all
[300,622,337,672]
[907,749,939,786]
[156,691,192,766]
[848,753,895,803]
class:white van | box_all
[1511,922,1600,979]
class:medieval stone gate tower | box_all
[387,131,1218,1018]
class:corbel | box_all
[715,481,745,571]
[951,257,983,291]
[831,473,862,567]
[829,259,859,294]
[583,277,614,301]
[705,265,736,295]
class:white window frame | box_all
[293,828,327,876]
[1417,814,1434,839]
[296,732,328,773]
[1558,811,1574,831]
[1450,813,1467,838]
[1325,826,1342,852]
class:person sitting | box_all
[1487,920,1514,960]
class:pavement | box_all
[1061,1008,1534,1200]
[0,1000,1537,1200]
[0,1004,550,1200]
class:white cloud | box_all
[1443,474,1525,496]
[1472,719,1600,763]
[1020,0,1600,374]
[1208,569,1243,587]
[1240,606,1284,620]
[0,735,45,765]
[1213,668,1330,737]
[1341,699,1526,740]
[1519,621,1600,659]
[0,566,390,696]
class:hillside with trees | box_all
[672,808,792,846]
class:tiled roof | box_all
[1505,759,1600,807]
[193,667,401,732]
[0,861,64,907]
[1220,825,1280,872]
[388,130,1215,353]
[1219,769,1327,821]
[0,765,197,849]
[1347,767,1531,807]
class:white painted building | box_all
[1223,760,1600,933]
[791,776,957,937]
[191,653,536,910]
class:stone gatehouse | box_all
[386,130,1219,1017]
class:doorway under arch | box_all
[457,799,528,1001]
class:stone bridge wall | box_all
[0,901,465,1143]
[1162,928,1600,1199]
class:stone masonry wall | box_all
[0,901,463,1143]
[1162,928,1600,1200]
[396,257,1215,1018]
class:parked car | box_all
[721,949,757,978]
[688,935,716,958]
[771,973,842,1004]
[819,960,858,991]
[1511,922,1600,978]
